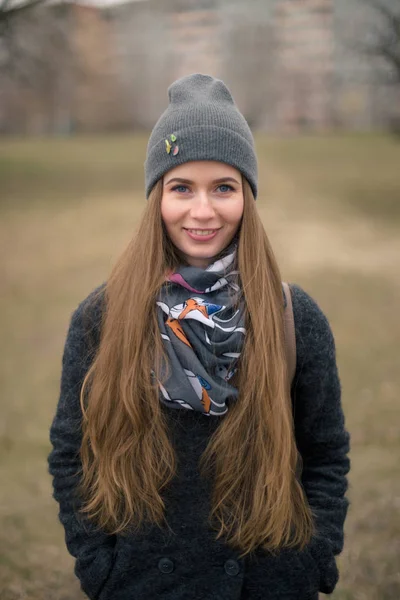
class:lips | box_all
[184,228,221,242]
[185,228,219,236]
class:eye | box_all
[217,184,234,193]
[171,185,189,193]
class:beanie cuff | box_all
[145,125,258,199]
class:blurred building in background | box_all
[71,3,123,131]
[0,2,124,134]
[169,0,221,79]
[0,0,399,134]
[275,0,334,132]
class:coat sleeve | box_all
[48,287,116,600]
[290,284,350,595]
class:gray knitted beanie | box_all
[144,73,258,199]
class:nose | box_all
[190,190,216,220]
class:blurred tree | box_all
[0,0,46,76]
[0,0,70,84]
[362,0,400,83]
[0,0,45,27]
[360,0,400,132]
[0,1,75,133]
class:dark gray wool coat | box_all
[48,283,350,600]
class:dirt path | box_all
[258,168,400,284]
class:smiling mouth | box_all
[184,228,221,236]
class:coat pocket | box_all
[242,546,320,599]
[95,536,132,600]
[296,547,321,591]
[75,542,117,600]
[303,537,340,594]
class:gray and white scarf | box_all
[155,243,246,416]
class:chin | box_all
[183,243,222,256]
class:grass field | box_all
[0,134,399,600]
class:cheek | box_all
[225,199,244,225]
[161,198,178,227]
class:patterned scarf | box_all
[155,242,245,416]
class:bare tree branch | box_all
[0,0,46,26]
[359,0,400,83]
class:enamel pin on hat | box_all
[165,134,179,156]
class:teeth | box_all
[187,229,217,236]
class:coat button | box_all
[224,558,240,576]
[158,557,174,574]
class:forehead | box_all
[164,160,241,183]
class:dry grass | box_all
[0,134,399,600]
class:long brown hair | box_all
[79,177,314,557]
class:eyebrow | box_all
[164,176,240,186]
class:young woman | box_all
[48,73,350,600]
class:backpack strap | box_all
[282,282,296,387]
